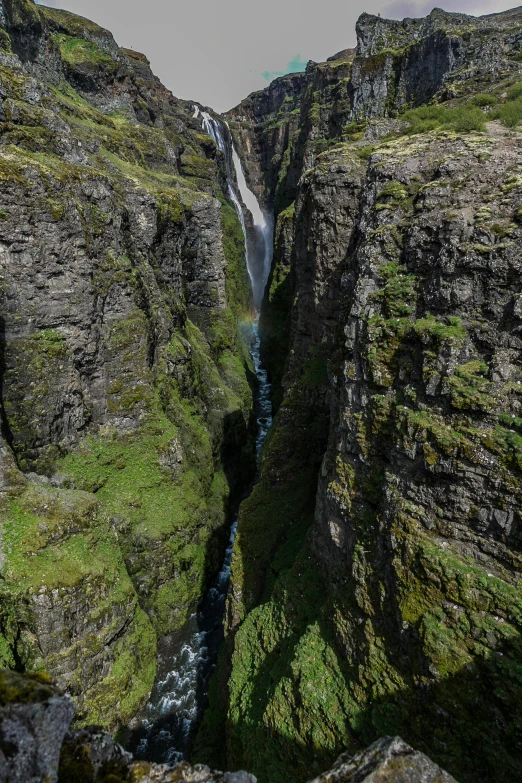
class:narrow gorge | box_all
[1,2,522,782]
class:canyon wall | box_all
[194,8,522,783]
[0,0,255,729]
[2,2,522,781]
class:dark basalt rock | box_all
[0,671,74,783]
[208,6,522,783]
[0,0,255,731]
[0,671,457,783]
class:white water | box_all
[196,106,274,310]
[126,108,274,765]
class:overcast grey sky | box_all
[36,0,517,112]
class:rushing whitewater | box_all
[126,109,274,764]
[196,107,274,310]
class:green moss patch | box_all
[53,33,120,71]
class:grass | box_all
[448,360,495,413]
[52,33,120,71]
[401,104,486,135]
[414,314,467,345]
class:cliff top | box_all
[356,5,522,56]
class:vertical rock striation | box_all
[196,7,522,783]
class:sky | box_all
[36,0,518,112]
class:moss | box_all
[448,360,495,413]
[2,328,73,472]
[82,606,156,728]
[0,27,12,52]
[52,33,120,72]
[220,200,252,319]
[357,145,375,161]
[414,314,467,346]
[92,253,136,297]
[179,152,214,180]
[364,261,418,388]
[301,348,328,387]
[4,0,42,30]
[259,205,296,411]
[0,670,55,706]
[59,414,213,632]
[39,5,110,38]
[376,181,410,210]
[0,481,157,728]
[225,558,356,783]
[195,359,330,772]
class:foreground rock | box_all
[310,738,457,783]
[0,671,456,783]
[0,671,73,783]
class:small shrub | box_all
[402,104,485,135]
[402,105,450,134]
[495,99,522,129]
[358,145,375,160]
[450,106,486,133]
[471,93,497,108]
[507,83,522,101]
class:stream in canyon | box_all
[126,111,274,765]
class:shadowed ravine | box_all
[125,113,274,765]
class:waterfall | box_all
[195,106,273,311]
[125,107,274,766]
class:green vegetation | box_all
[448,360,494,412]
[480,82,522,128]
[1,481,157,727]
[0,670,55,706]
[414,314,467,345]
[471,93,498,107]
[490,99,522,129]
[39,5,109,38]
[0,5,259,733]
[401,104,486,135]
[259,203,295,411]
[52,33,120,71]
[194,373,331,774]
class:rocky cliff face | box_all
[0,0,255,730]
[3,1,522,781]
[195,7,522,783]
[0,670,457,783]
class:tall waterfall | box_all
[126,108,274,766]
[196,107,274,311]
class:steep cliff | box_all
[0,0,255,729]
[195,7,522,783]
